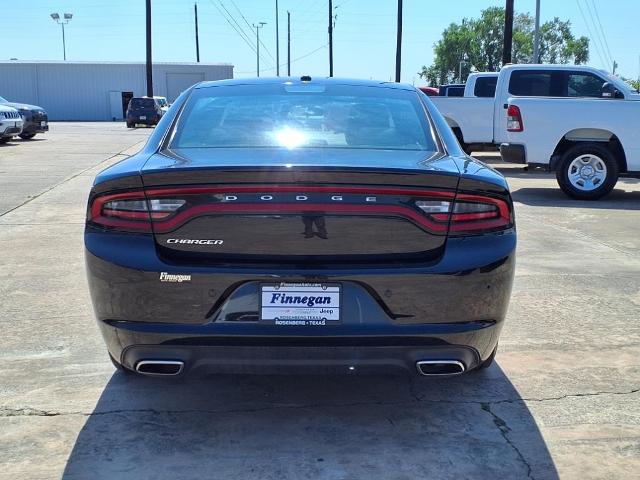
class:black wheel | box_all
[0,137,9,144]
[19,133,36,140]
[126,122,134,128]
[109,353,133,374]
[555,143,619,200]
[453,128,472,155]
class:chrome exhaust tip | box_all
[416,360,465,376]
[135,360,184,376]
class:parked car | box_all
[153,96,170,114]
[418,86,439,96]
[438,84,466,97]
[432,64,640,199]
[0,104,23,144]
[85,77,516,378]
[125,96,166,127]
[430,73,499,153]
[0,96,48,140]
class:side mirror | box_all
[601,82,621,99]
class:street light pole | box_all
[50,13,73,61]
[145,0,153,97]
[328,0,333,77]
[395,0,403,82]
[502,0,514,65]
[287,11,291,76]
[533,0,541,63]
[194,2,200,62]
[253,22,266,77]
[275,0,280,76]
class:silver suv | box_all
[0,105,23,144]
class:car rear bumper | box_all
[100,319,500,375]
[500,143,526,164]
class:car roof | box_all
[195,76,416,91]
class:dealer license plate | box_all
[260,283,341,325]
[140,115,147,120]
[40,121,47,127]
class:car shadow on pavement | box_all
[62,365,559,479]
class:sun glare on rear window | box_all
[170,85,436,151]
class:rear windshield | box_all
[129,98,155,109]
[170,84,436,151]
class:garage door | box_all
[166,73,205,102]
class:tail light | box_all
[89,191,185,232]
[417,193,512,235]
[506,105,523,132]
[88,186,512,236]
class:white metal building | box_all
[0,61,234,121]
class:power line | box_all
[206,0,257,56]
[217,0,272,67]
[588,0,613,65]
[227,0,276,63]
[236,43,328,75]
[576,0,607,68]
[583,0,611,65]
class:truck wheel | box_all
[126,122,134,128]
[19,133,36,140]
[0,137,9,144]
[453,128,472,155]
[556,143,618,200]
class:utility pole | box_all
[612,60,618,75]
[328,0,333,77]
[287,11,291,76]
[275,0,280,76]
[145,0,153,97]
[395,0,403,82]
[194,2,200,63]
[533,0,540,63]
[502,0,514,65]
[253,22,266,77]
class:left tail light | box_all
[506,105,523,132]
[88,191,185,232]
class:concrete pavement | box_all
[0,125,639,479]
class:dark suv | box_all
[126,97,165,128]
[0,96,49,140]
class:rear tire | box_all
[19,133,36,140]
[556,143,618,200]
[0,137,9,144]
[126,122,134,128]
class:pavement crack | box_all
[481,402,533,479]
[1,388,638,419]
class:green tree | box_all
[419,7,590,86]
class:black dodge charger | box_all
[85,77,516,377]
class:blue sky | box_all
[3,0,638,84]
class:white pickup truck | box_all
[430,72,499,153]
[430,64,640,199]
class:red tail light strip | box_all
[89,186,512,235]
